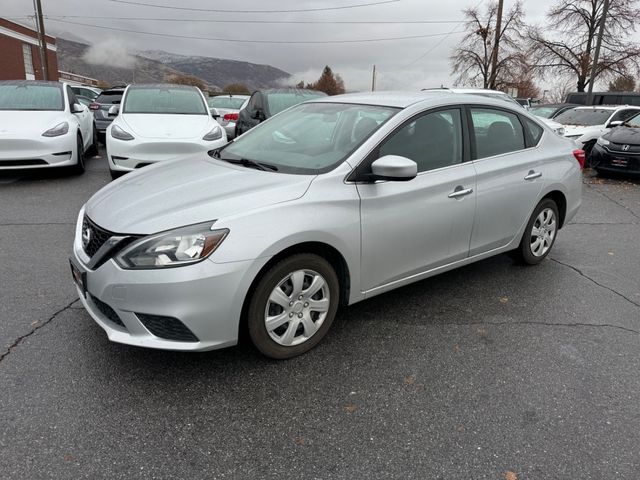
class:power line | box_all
[106,0,401,13]
[36,15,461,25]
[47,18,465,44]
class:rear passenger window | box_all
[470,108,526,159]
[523,117,544,146]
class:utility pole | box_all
[489,0,504,90]
[371,65,376,91]
[586,0,610,104]
[33,0,49,80]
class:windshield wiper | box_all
[209,149,278,171]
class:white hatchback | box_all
[106,84,227,179]
[0,80,96,174]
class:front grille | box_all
[0,159,48,166]
[607,143,640,154]
[137,313,199,342]
[91,295,126,329]
[82,216,114,258]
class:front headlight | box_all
[597,137,610,146]
[42,122,69,137]
[115,223,229,269]
[553,127,565,136]
[203,125,223,141]
[111,124,134,141]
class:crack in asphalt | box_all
[447,320,639,335]
[550,257,640,310]
[0,298,79,364]
[585,182,640,220]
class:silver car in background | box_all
[208,94,250,140]
[70,91,582,359]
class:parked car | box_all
[590,111,640,176]
[208,94,250,139]
[0,80,97,174]
[529,103,580,119]
[71,91,582,359]
[565,91,640,106]
[424,88,566,135]
[554,105,640,157]
[70,85,102,101]
[106,83,227,179]
[89,86,126,143]
[235,88,327,136]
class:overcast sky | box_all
[1,0,615,91]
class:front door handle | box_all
[524,170,542,180]
[448,187,474,198]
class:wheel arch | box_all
[541,190,567,228]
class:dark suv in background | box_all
[235,88,326,136]
[89,86,126,143]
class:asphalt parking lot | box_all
[1,148,639,480]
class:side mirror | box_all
[607,120,623,128]
[368,155,417,182]
[108,105,119,117]
[72,103,84,114]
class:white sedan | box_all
[106,84,227,179]
[0,80,96,174]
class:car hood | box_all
[0,110,68,136]
[120,113,212,139]
[603,126,640,145]
[85,155,313,233]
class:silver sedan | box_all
[70,91,583,359]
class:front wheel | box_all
[247,254,339,359]
[68,134,85,175]
[514,198,559,265]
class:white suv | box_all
[554,105,640,154]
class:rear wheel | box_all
[68,134,85,175]
[514,198,559,265]
[247,254,339,359]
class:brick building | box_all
[0,18,59,81]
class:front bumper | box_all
[107,136,227,172]
[0,132,76,170]
[591,144,640,174]
[71,211,265,351]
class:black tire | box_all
[109,168,124,180]
[97,132,106,145]
[87,124,99,157]
[583,140,596,168]
[513,198,559,265]
[247,254,340,359]
[68,134,85,175]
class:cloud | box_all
[83,38,136,69]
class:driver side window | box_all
[379,109,463,173]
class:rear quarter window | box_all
[523,117,544,146]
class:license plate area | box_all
[70,259,87,298]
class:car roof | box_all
[573,105,640,111]
[312,90,520,109]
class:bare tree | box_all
[529,0,640,92]
[546,76,575,103]
[451,1,526,89]
[608,75,636,92]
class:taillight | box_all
[573,149,586,169]
[223,112,239,122]
[89,103,100,111]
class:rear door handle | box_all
[524,171,542,180]
[448,187,474,198]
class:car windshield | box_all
[0,83,63,111]
[123,87,207,114]
[95,91,123,105]
[266,91,327,115]
[529,106,558,118]
[218,102,399,174]
[208,96,247,109]
[555,108,613,126]
[625,113,640,127]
